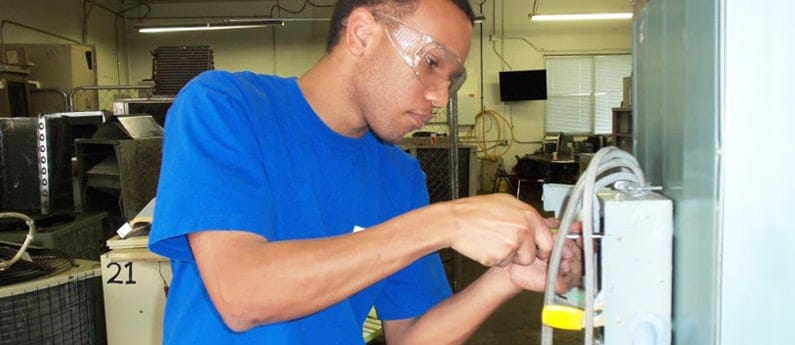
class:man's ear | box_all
[344,8,377,57]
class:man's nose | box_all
[424,85,450,109]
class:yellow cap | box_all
[542,305,584,331]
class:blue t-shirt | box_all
[148,71,452,344]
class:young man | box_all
[148,0,582,343]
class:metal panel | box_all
[0,112,103,214]
[721,1,795,344]
[0,118,38,209]
[75,137,162,225]
[634,0,721,344]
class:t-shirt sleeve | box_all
[148,71,275,261]
[374,164,453,320]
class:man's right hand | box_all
[442,193,554,267]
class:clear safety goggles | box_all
[373,11,467,94]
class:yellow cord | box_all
[542,305,585,331]
[463,109,515,160]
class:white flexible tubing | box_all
[583,172,644,345]
[540,147,647,345]
[0,212,37,271]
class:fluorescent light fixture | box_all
[530,13,633,21]
[138,24,267,33]
[136,19,284,33]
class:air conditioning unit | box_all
[0,112,105,214]
[0,259,105,345]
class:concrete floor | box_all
[458,255,584,345]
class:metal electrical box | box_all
[0,44,98,114]
[600,190,673,345]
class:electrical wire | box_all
[0,20,82,45]
[0,213,37,271]
[488,0,513,70]
[541,147,647,345]
[463,109,514,160]
[490,40,513,70]
[531,0,541,17]
[269,0,333,18]
[502,36,544,53]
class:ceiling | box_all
[126,0,634,36]
[130,0,633,14]
[531,0,632,14]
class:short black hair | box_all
[325,0,476,52]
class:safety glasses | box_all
[372,11,467,94]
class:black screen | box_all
[499,70,547,101]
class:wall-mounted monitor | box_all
[499,69,547,102]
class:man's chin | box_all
[371,131,408,145]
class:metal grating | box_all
[0,262,105,345]
[414,148,472,204]
[152,46,214,96]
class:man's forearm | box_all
[386,266,522,345]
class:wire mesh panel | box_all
[415,148,474,203]
[0,261,105,345]
[400,138,478,204]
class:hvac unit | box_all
[0,246,105,345]
[0,112,105,214]
[151,46,214,96]
[0,212,109,261]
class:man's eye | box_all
[424,55,440,69]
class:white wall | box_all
[457,1,631,170]
[3,0,631,171]
[0,0,129,85]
